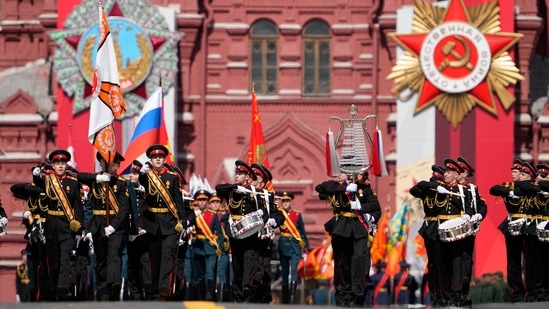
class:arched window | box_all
[250,19,278,95]
[303,19,331,96]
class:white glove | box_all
[16,294,20,303]
[508,190,519,199]
[346,183,358,193]
[236,185,250,194]
[32,167,41,176]
[186,227,193,235]
[267,218,277,227]
[436,185,451,194]
[350,200,361,210]
[138,228,147,236]
[104,225,115,237]
[84,232,93,243]
[96,173,111,182]
[365,213,375,223]
[136,185,146,193]
[461,214,471,221]
[256,209,264,217]
[471,213,483,222]
[0,217,7,226]
[128,235,137,242]
[22,211,32,219]
[194,210,202,216]
[140,163,150,174]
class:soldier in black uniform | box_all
[456,156,488,305]
[11,178,48,302]
[410,164,448,306]
[77,151,130,301]
[513,162,543,301]
[32,150,84,301]
[489,159,527,303]
[532,162,549,300]
[137,144,187,300]
[250,163,284,303]
[215,160,269,303]
[315,171,381,307]
[438,159,473,306]
[126,160,151,300]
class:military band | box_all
[14,144,549,307]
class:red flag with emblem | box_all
[87,5,126,163]
[246,91,272,190]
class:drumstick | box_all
[430,188,464,197]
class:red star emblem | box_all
[389,0,522,126]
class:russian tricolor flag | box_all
[117,87,173,175]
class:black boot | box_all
[282,284,289,304]
[184,282,192,301]
[289,281,297,304]
[217,283,225,302]
[206,280,215,301]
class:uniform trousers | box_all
[332,234,369,305]
[229,235,261,302]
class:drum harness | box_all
[227,186,260,238]
[436,184,467,226]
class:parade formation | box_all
[0,0,541,307]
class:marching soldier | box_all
[32,149,84,301]
[315,172,380,307]
[215,160,269,303]
[126,160,152,300]
[11,179,48,301]
[532,162,549,300]
[437,159,473,306]
[514,162,544,301]
[251,163,284,303]
[212,194,231,302]
[489,159,527,303]
[77,151,130,301]
[191,189,223,300]
[410,164,449,306]
[137,144,187,300]
[456,156,487,305]
[277,191,309,304]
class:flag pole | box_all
[103,152,110,227]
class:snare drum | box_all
[508,218,526,236]
[438,218,472,242]
[470,219,480,236]
[259,225,275,240]
[231,211,264,239]
[537,220,549,242]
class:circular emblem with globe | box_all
[77,17,153,93]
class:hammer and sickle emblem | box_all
[438,35,474,72]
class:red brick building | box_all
[0,0,546,302]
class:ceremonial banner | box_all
[246,91,272,190]
[87,5,126,163]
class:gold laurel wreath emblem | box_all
[81,32,152,94]
[387,0,524,127]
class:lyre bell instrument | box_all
[327,104,381,177]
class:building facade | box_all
[0,0,546,302]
